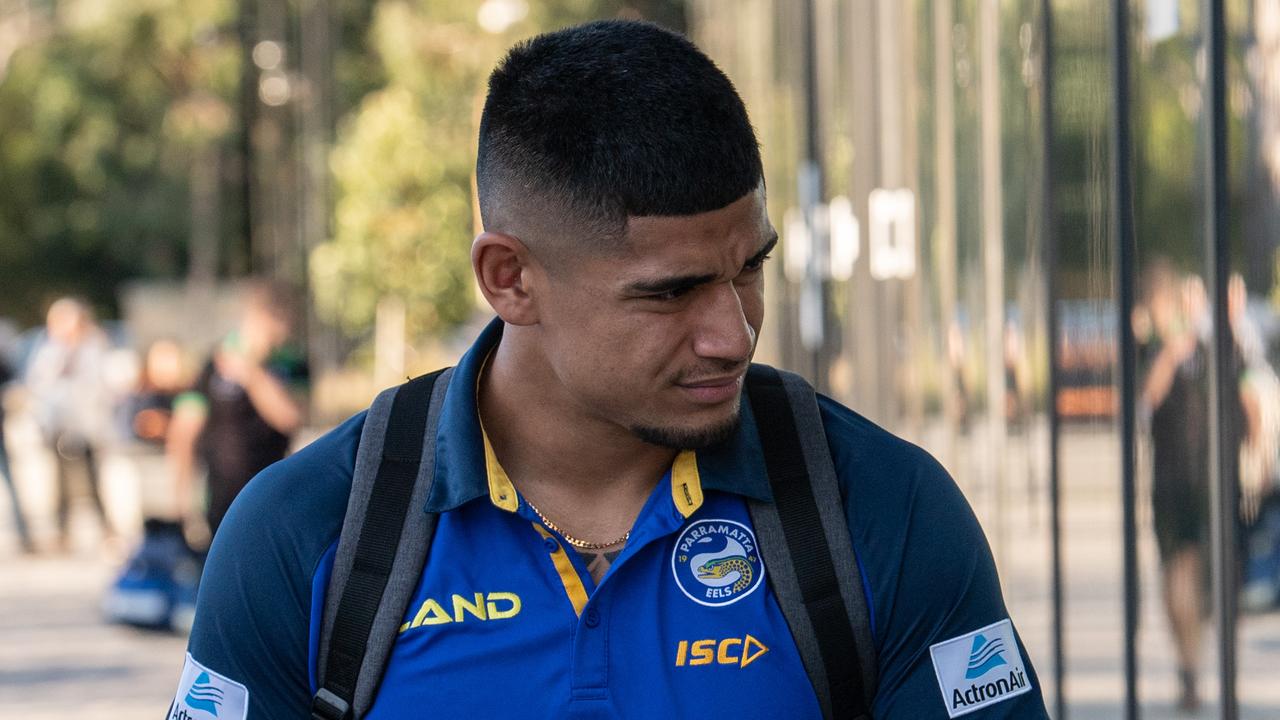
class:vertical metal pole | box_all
[298,0,334,385]
[800,0,828,392]
[876,0,904,428]
[848,0,880,418]
[979,0,1008,568]
[1108,1,1140,717]
[238,0,257,276]
[1039,1,1065,716]
[1203,0,1239,716]
[933,0,960,473]
[255,0,291,280]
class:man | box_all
[167,281,307,539]
[171,21,1047,719]
[25,297,115,550]
[1137,263,1256,711]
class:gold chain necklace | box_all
[525,498,629,550]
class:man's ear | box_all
[472,231,539,326]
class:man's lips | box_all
[676,374,745,404]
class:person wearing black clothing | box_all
[168,282,307,538]
[1138,263,1250,712]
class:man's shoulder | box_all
[813,393,974,548]
[815,394,945,488]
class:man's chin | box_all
[630,411,741,450]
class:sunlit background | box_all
[1,0,1279,718]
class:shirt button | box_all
[584,608,601,628]
[543,537,559,552]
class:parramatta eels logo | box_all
[672,519,765,607]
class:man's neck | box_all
[478,328,677,537]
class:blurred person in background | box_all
[1229,274,1277,523]
[25,297,116,551]
[1136,260,1254,712]
[120,339,189,520]
[1227,273,1280,612]
[102,338,205,631]
[1137,261,1209,712]
[167,281,308,541]
[0,352,35,554]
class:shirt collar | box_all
[423,316,773,514]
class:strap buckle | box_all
[311,687,352,720]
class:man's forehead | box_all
[620,189,771,255]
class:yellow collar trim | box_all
[476,350,519,513]
[671,450,704,518]
[482,430,520,513]
[477,349,703,519]
[486,438,704,517]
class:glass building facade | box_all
[690,1,1280,717]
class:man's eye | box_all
[744,253,772,272]
[650,287,692,302]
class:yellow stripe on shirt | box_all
[532,523,590,616]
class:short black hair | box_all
[477,20,763,241]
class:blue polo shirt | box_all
[172,319,1048,719]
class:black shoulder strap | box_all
[745,364,878,720]
[312,369,448,720]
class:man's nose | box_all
[691,282,754,363]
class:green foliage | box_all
[310,0,687,340]
[312,0,509,339]
[314,82,475,335]
[0,0,685,333]
[0,0,239,323]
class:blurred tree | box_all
[0,0,682,333]
[310,0,687,341]
[0,0,384,326]
[0,0,240,324]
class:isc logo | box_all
[399,592,521,633]
[675,634,769,668]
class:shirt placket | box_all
[521,476,690,717]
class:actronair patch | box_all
[168,653,249,720]
[929,618,1032,718]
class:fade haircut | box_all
[476,20,763,247]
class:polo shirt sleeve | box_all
[819,398,1049,719]
[170,413,364,720]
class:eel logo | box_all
[672,519,765,607]
[183,672,224,716]
[964,634,1008,679]
[675,634,769,668]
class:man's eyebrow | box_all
[623,233,779,296]
[625,272,719,296]
[746,235,779,266]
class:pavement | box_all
[962,422,1280,719]
[0,411,189,719]
[1,413,1279,718]
[0,552,188,718]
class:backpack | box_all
[102,518,201,631]
[310,364,877,720]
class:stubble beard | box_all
[629,408,742,450]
